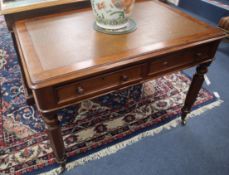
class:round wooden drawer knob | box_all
[163,61,168,65]
[121,75,129,82]
[76,87,84,94]
[195,52,203,58]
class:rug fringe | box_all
[41,99,223,175]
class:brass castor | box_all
[181,118,187,126]
[60,164,66,174]
[57,157,67,174]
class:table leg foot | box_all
[181,61,211,125]
[58,160,67,173]
[181,117,187,126]
[181,107,189,125]
[56,156,67,173]
[42,113,67,168]
[181,115,187,126]
[60,164,66,173]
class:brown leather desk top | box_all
[14,0,225,89]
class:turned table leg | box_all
[181,61,212,125]
[42,113,67,171]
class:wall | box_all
[167,0,179,6]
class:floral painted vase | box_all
[90,0,136,30]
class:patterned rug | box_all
[0,16,222,175]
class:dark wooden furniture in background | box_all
[1,0,225,171]
[219,16,229,34]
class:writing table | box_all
[2,0,226,170]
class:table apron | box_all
[32,41,219,114]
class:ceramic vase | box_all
[90,0,136,30]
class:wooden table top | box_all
[14,0,225,89]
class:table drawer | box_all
[148,45,210,76]
[55,65,144,104]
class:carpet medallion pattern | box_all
[0,16,219,175]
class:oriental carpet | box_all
[0,16,222,175]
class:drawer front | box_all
[148,45,211,76]
[55,65,144,104]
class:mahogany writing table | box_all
[2,0,226,170]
